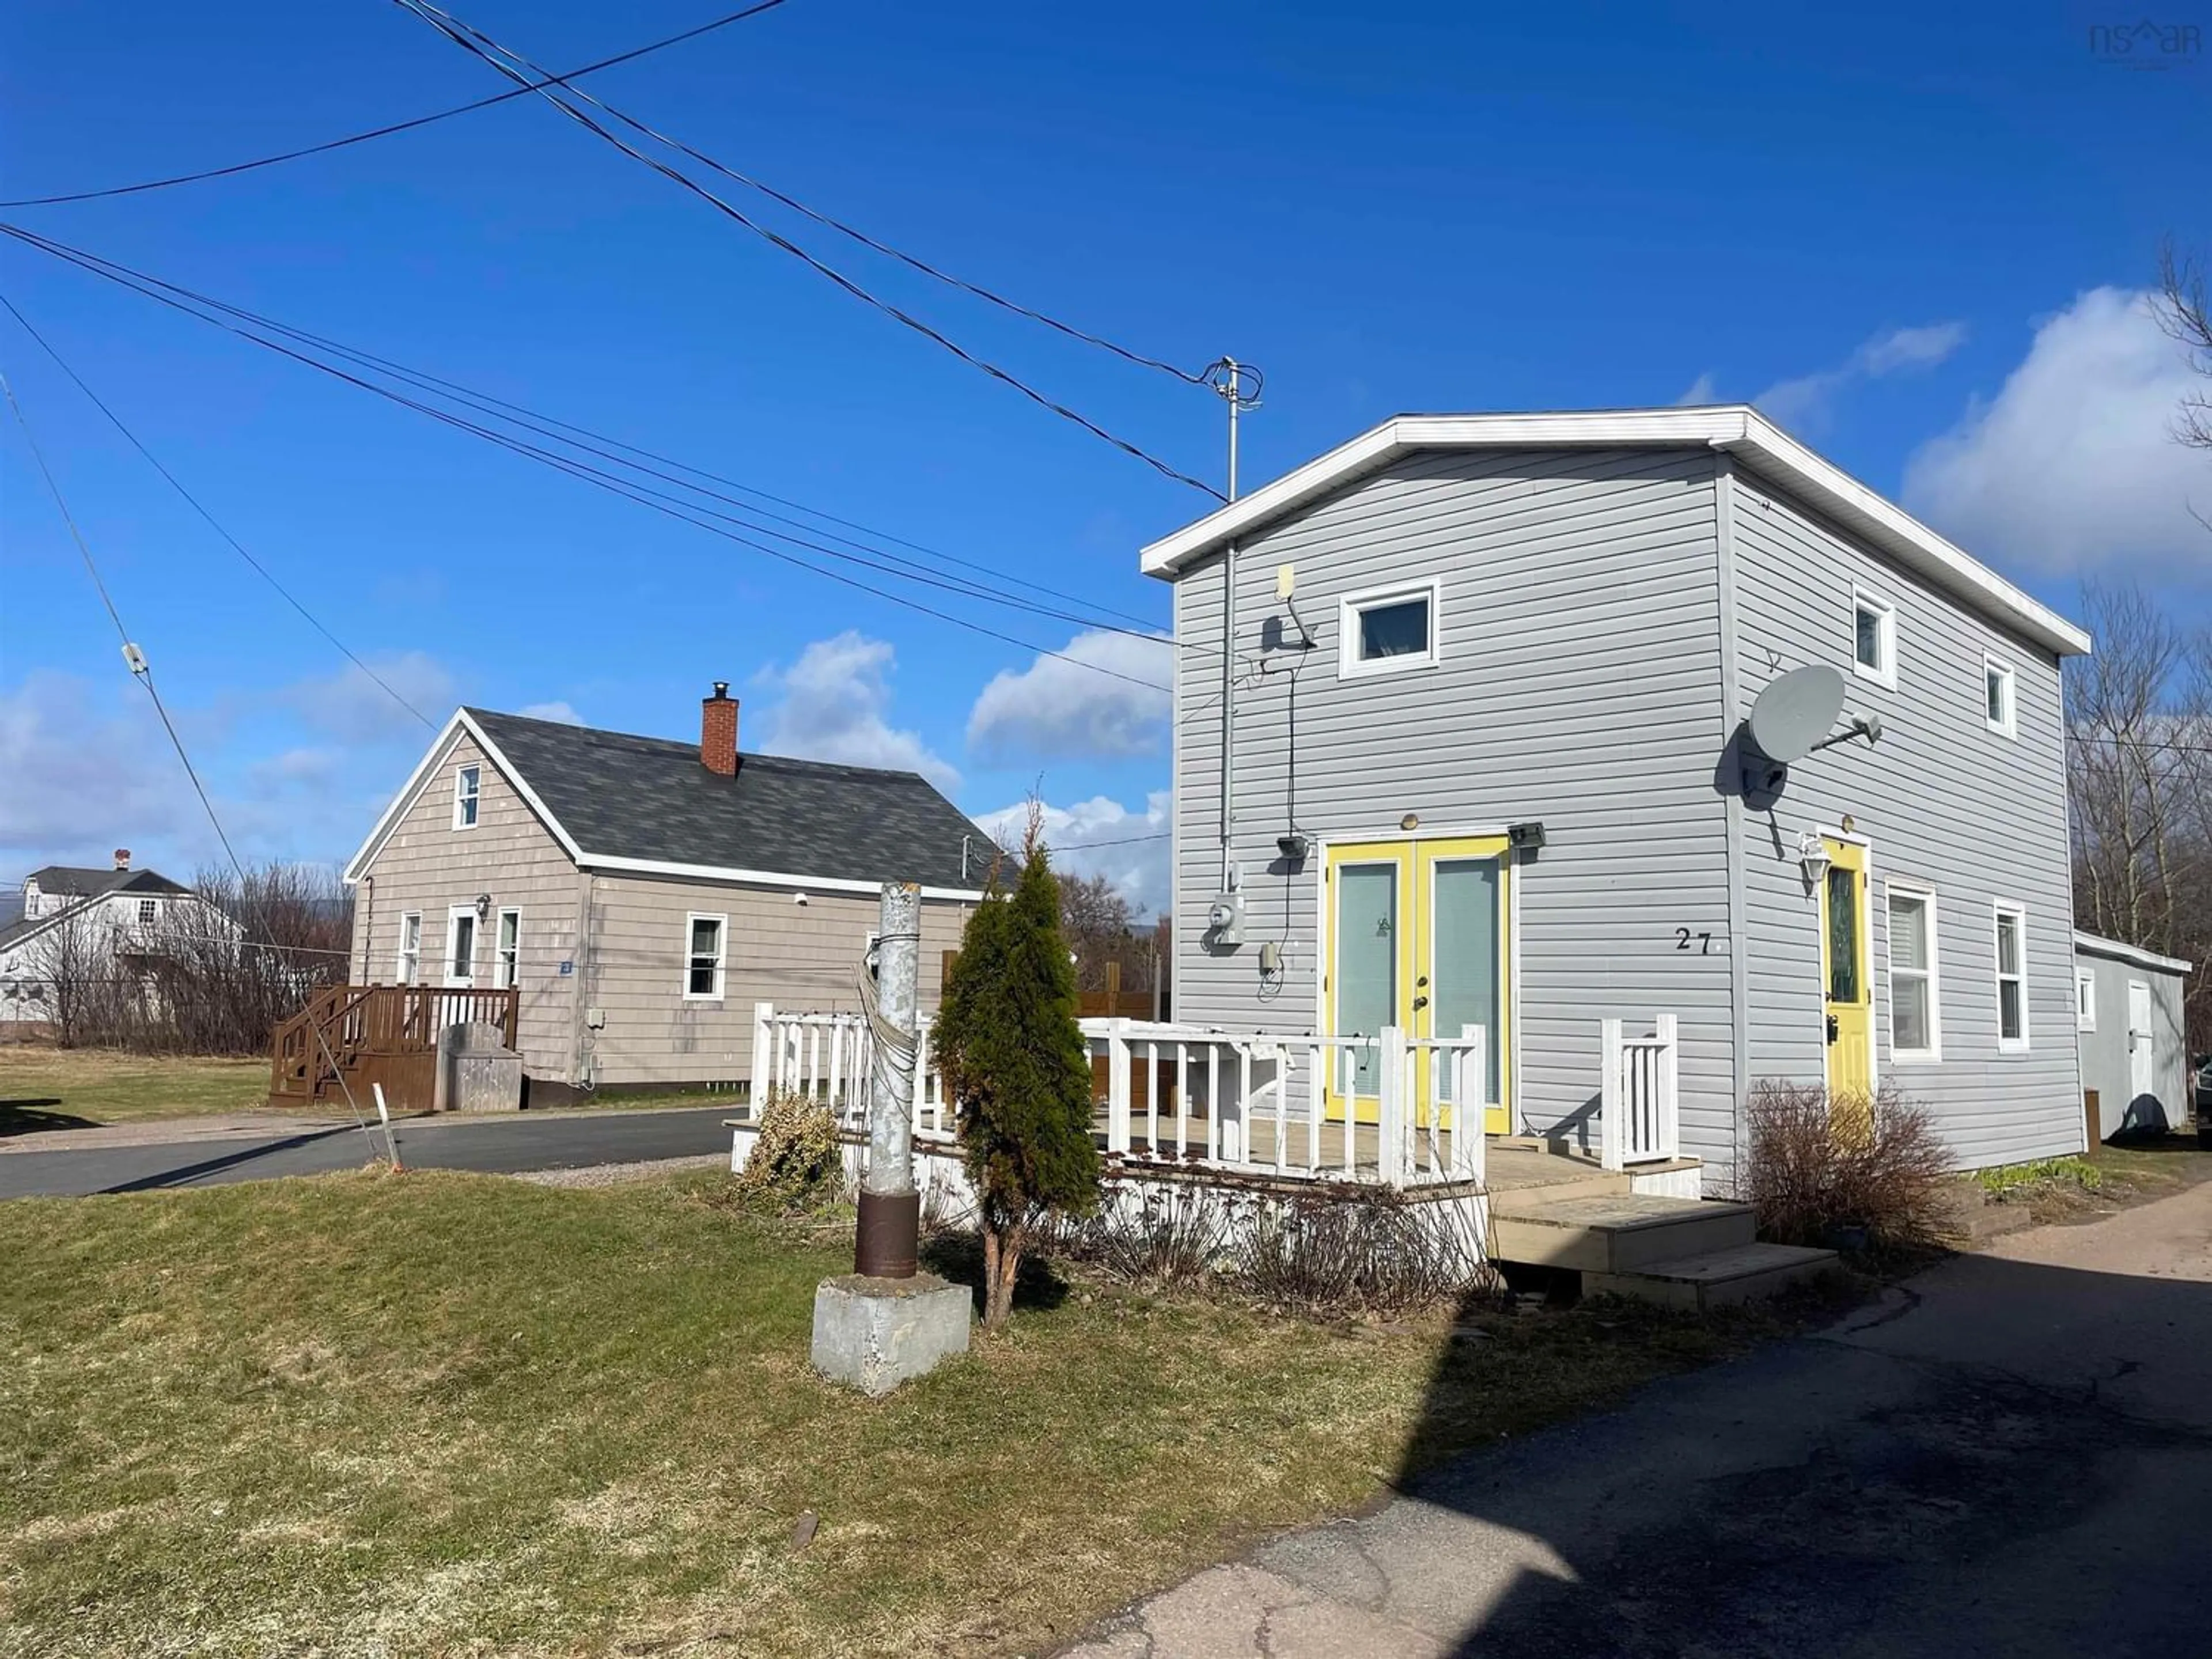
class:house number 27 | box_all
[1675,928,1713,955]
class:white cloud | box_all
[0,673,199,872]
[1903,287,2209,574]
[966,631,1173,764]
[1755,320,1968,431]
[517,700,584,725]
[285,651,456,741]
[752,631,959,790]
[974,790,1173,918]
[1674,371,1718,407]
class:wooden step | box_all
[1586,1243,1840,1311]
[1486,1192,1758,1273]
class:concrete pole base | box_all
[810,1272,971,1396]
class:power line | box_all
[392,0,1225,499]
[3,223,1176,695]
[0,1,797,209]
[1,370,387,1152]
[2,221,1176,647]
[0,293,434,729]
[1051,831,1171,850]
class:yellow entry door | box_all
[1324,835,1512,1132]
[1819,836,1873,1099]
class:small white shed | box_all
[2072,931,2194,1141]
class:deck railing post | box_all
[1105,1019,1132,1154]
[1600,1017,1624,1172]
[1378,1025,1407,1187]
[1656,1012,1679,1163]
[1456,1025,1487,1181]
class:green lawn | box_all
[0,1171,1829,1657]
[0,1047,274,1131]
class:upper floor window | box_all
[453,763,482,830]
[1993,903,2029,1052]
[1983,656,2017,738]
[1339,581,1440,679]
[1851,586,1896,689]
[137,899,158,925]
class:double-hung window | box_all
[1886,884,1940,1062]
[446,907,478,988]
[685,914,726,1000]
[453,763,482,830]
[1983,656,2017,738]
[1851,586,1897,688]
[1339,581,1440,679]
[495,908,522,990]
[2075,968,2097,1032]
[1993,904,2028,1051]
[396,912,423,984]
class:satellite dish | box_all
[1747,665,1847,763]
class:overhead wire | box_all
[0,0,797,208]
[389,0,1224,499]
[0,292,435,729]
[2,223,1176,695]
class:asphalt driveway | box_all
[0,1104,738,1198]
[1062,1180,2212,1658]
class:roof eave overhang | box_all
[2073,929,2195,977]
[1138,408,2093,659]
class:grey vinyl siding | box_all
[349,731,582,1081]
[578,874,974,1089]
[2074,946,2190,1138]
[1170,447,1739,1165]
[1729,476,2082,1168]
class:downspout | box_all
[1713,450,1752,1187]
[1221,537,1236,887]
[358,874,375,985]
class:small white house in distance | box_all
[0,852,206,1035]
[2072,931,2194,1140]
[1141,406,2096,1188]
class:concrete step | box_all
[1487,1193,1758,1274]
[1586,1242,1842,1311]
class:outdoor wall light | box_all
[1277,831,1310,862]
[1506,821,1547,852]
[1796,832,1831,887]
[1399,813,1420,832]
[475,892,491,919]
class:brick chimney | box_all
[700,682,738,776]
[113,848,131,871]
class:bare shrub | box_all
[1236,1184,1501,1316]
[731,1089,846,1214]
[1052,1179,1238,1290]
[1745,1080,1960,1255]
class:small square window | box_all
[137,899,158,925]
[2075,969,2096,1032]
[453,763,482,830]
[1339,583,1440,678]
[1984,656,2016,738]
[1851,587,1896,688]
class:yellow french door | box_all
[1819,836,1873,1100]
[1324,835,1512,1132]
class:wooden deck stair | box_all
[1486,1143,1836,1310]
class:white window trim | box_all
[445,905,479,988]
[1884,879,1942,1065]
[137,898,158,925]
[1983,653,2017,738]
[684,911,728,1002]
[1338,579,1442,680]
[452,763,482,831]
[395,911,423,985]
[1992,900,2030,1054]
[2075,967,2097,1033]
[495,907,522,991]
[1851,585,1897,690]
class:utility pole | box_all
[856,880,921,1278]
[1208,358,1262,889]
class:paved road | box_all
[1062,1181,2212,1658]
[0,1105,738,1198]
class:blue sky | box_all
[3,1,2207,913]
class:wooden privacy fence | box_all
[269,984,519,1111]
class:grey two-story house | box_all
[1144,407,2093,1184]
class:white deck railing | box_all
[1599,1013,1679,1170]
[1085,1019,1488,1189]
[749,1002,947,1135]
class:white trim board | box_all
[342,709,986,902]
[2071,929,2194,977]
[1137,407,2093,658]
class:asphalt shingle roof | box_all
[25,866,191,900]
[467,708,994,891]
